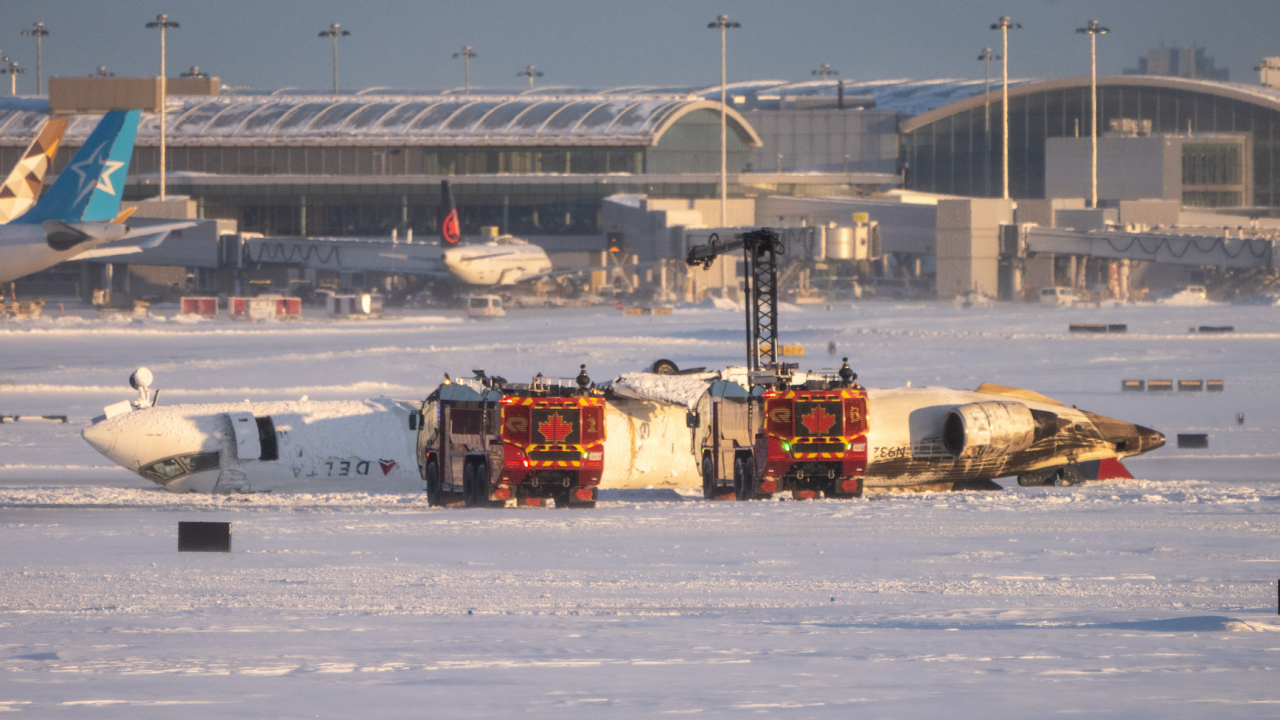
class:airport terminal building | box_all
[7,75,1280,300]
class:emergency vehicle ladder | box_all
[686,228,783,372]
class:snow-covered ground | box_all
[2,301,1278,716]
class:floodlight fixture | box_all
[707,15,740,227]
[318,24,350,95]
[518,65,543,89]
[146,14,180,201]
[453,46,478,94]
[0,59,26,96]
[1077,19,1110,209]
[20,22,49,94]
[990,16,1021,199]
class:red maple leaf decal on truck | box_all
[800,406,837,436]
[537,412,574,443]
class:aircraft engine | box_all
[942,401,1039,458]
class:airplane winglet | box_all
[111,207,137,224]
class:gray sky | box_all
[6,1,1277,94]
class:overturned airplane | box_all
[82,364,1163,498]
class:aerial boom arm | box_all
[685,228,784,372]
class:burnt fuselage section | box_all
[862,385,1164,488]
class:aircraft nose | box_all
[1137,424,1165,453]
[81,422,116,456]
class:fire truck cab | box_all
[736,359,868,501]
[418,367,605,508]
[696,380,761,500]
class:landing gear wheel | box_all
[701,455,715,500]
[425,459,442,507]
[650,359,679,375]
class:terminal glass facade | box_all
[901,84,1280,206]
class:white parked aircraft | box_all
[442,234,555,286]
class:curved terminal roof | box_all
[6,75,1279,147]
[0,93,762,148]
[896,75,1280,133]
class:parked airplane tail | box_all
[16,109,140,225]
[0,116,68,224]
[440,179,460,244]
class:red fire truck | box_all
[733,361,868,500]
[418,367,605,508]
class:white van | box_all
[466,294,506,319]
[1039,286,1078,306]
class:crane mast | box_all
[686,228,784,372]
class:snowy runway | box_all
[1,482,1277,717]
[2,302,1279,715]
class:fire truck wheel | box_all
[701,455,715,500]
[733,455,755,501]
[552,487,570,509]
[425,459,442,507]
[462,462,480,507]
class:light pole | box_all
[318,24,350,95]
[811,64,838,79]
[453,46,477,94]
[1077,19,1109,209]
[1,59,25,96]
[517,65,543,89]
[990,16,1021,199]
[708,15,740,228]
[146,14,179,202]
[978,48,1000,197]
[20,22,48,94]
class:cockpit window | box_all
[140,451,221,485]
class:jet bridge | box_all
[1012,225,1276,271]
[222,235,445,275]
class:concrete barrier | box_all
[178,521,231,553]
[1176,434,1209,449]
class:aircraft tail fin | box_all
[18,110,140,225]
[1094,457,1133,480]
[0,116,69,224]
[440,179,460,244]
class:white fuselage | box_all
[0,224,97,285]
[442,237,553,286]
[83,385,1157,495]
[83,399,422,493]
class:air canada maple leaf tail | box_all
[18,109,140,225]
[440,179,460,244]
[0,116,68,224]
